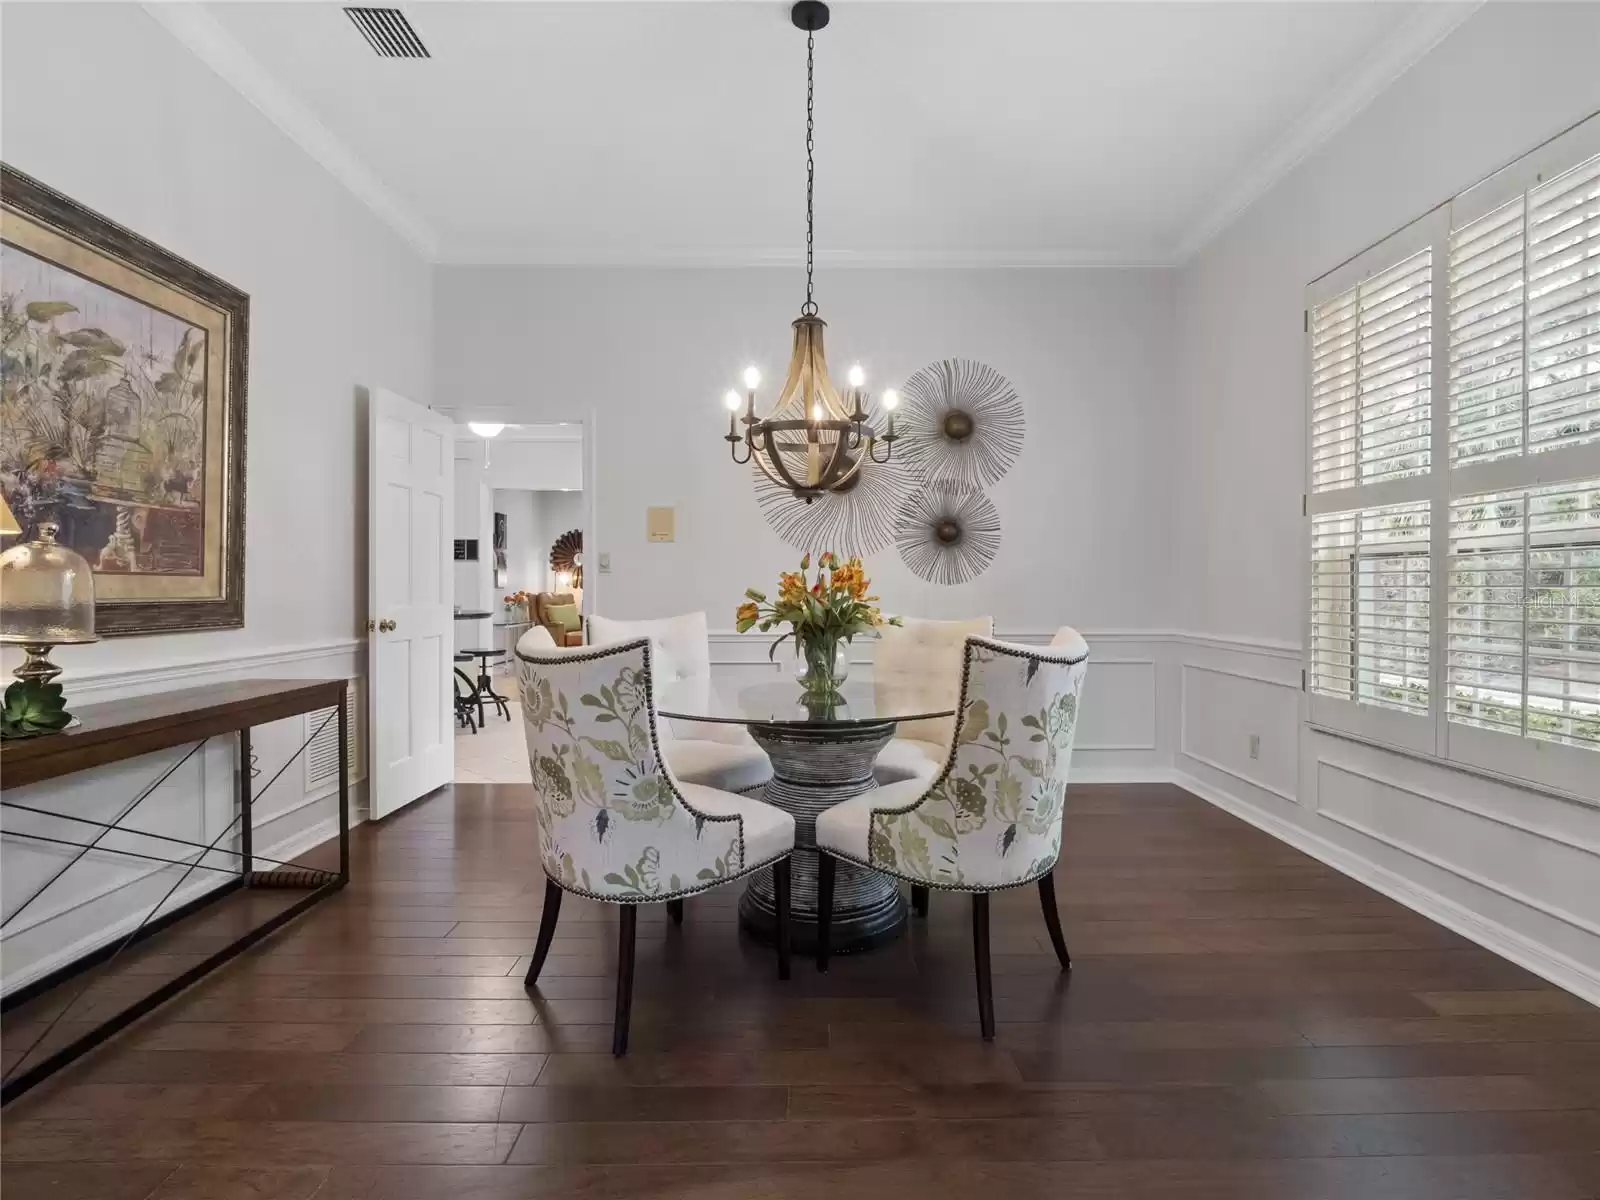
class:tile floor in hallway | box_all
[456,681,530,785]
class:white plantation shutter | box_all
[1448,151,1600,464]
[1310,117,1600,794]
[1356,502,1431,712]
[1447,491,1528,735]
[1450,479,1600,750]
[1526,154,1600,456]
[1310,291,1359,491]
[1310,251,1433,493]
[1308,502,1430,714]
[1309,511,1356,696]
[1449,199,1524,465]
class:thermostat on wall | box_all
[646,507,675,543]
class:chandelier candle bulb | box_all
[847,363,865,388]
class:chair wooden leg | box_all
[774,857,792,981]
[972,892,995,1041]
[522,879,562,989]
[613,904,638,1057]
[815,853,835,973]
[1038,869,1071,972]
[911,885,929,918]
[666,899,684,926]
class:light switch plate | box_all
[598,552,612,574]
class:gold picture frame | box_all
[1,165,247,635]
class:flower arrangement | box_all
[736,552,902,697]
[504,590,535,617]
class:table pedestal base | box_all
[738,720,905,954]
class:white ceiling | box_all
[180,1,1476,266]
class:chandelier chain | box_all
[802,28,817,317]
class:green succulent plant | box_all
[1,679,73,739]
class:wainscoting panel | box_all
[0,640,365,998]
[1179,660,1299,803]
[1171,631,1600,1004]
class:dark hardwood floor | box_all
[4,781,1599,1199]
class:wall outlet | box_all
[598,552,612,574]
[1247,733,1261,760]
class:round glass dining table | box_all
[655,678,954,953]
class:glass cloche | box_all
[0,522,99,646]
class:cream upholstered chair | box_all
[587,611,772,794]
[516,636,796,1054]
[871,615,994,786]
[815,628,1088,1039]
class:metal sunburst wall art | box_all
[898,359,1025,491]
[754,398,913,557]
[895,485,1002,586]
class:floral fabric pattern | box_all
[517,639,744,901]
[868,637,1087,889]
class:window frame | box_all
[1303,112,1600,802]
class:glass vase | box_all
[794,636,849,699]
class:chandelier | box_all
[722,0,897,503]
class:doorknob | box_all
[379,618,397,633]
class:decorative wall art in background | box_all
[753,399,913,558]
[0,166,247,635]
[549,528,582,588]
[492,510,507,587]
[894,485,1002,586]
[898,359,1024,491]
[892,358,1024,585]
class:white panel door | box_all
[368,387,454,818]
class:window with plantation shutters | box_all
[1311,250,1433,492]
[1449,151,1600,464]
[1448,479,1600,749]
[1309,503,1430,713]
[1307,114,1600,797]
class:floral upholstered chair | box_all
[516,637,796,1054]
[587,611,773,795]
[814,629,1088,1039]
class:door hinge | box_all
[1303,309,1309,333]
[1302,493,1308,517]
[1301,668,1308,692]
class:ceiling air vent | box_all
[344,7,430,58]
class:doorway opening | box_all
[450,420,587,783]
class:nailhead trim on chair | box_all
[823,633,1089,892]
[516,636,784,905]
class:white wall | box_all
[0,4,430,993]
[493,488,538,593]
[434,267,1178,633]
[1172,2,1600,1001]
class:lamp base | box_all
[14,643,63,687]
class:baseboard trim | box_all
[1170,768,1600,1007]
[1070,766,1178,786]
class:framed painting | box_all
[1,165,247,635]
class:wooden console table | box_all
[0,678,351,1104]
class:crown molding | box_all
[142,3,440,260]
[436,245,1178,270]
[1171,0,1482,263]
